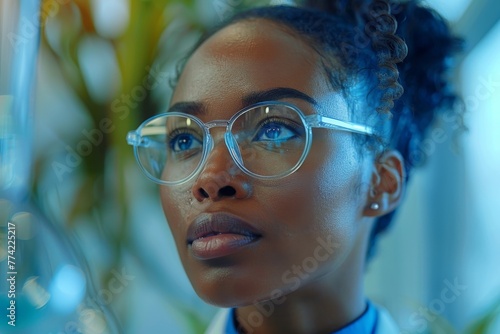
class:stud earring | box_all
[370,203,380,210]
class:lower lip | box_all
[190,234,260,260]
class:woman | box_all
[127,0,463,332]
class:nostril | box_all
[196,186,236,200]
[218,186,236,198]
[198,188,209,198]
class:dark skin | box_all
[160,19,404,334]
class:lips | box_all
[187,212,262,260]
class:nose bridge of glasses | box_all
[200,119,228,152]
[204,120,231,147]
[205,120,229,130]
[200,120,243,171]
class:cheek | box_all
[267,134,366,261]
[160,185,193,245]
[316,132,365,195]
[312,144,365,222]
[247,136,367,280]
[273,133,366,231]
[309,149,363,247]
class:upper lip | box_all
[187,212,262,244]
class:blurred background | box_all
[1,0,499,333]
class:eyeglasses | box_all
[127,101,374,185]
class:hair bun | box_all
[391,1,464,157]
[304,0,408,114]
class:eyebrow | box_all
[166,101,207,116]
[167,87,318,116]
[242,87,318,106]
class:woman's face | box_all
[161,19,374,307]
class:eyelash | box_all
[253,117,303,140]
[167,128,203,149]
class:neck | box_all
[238,287,366,334]
[235,234,369,334]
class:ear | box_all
[363,150,406,217]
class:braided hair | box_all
[175,0,463,259]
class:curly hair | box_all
[364,0,464,259]
[174,0,464,259]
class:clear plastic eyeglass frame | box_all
[127,101,374,185]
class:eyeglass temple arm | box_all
[306,114,374,136]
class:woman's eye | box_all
[169,132,202,152]
[253,120,299,142]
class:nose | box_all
[192,140,251,202]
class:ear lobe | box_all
[363,150,406,217]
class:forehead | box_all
[172,19,347,118]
